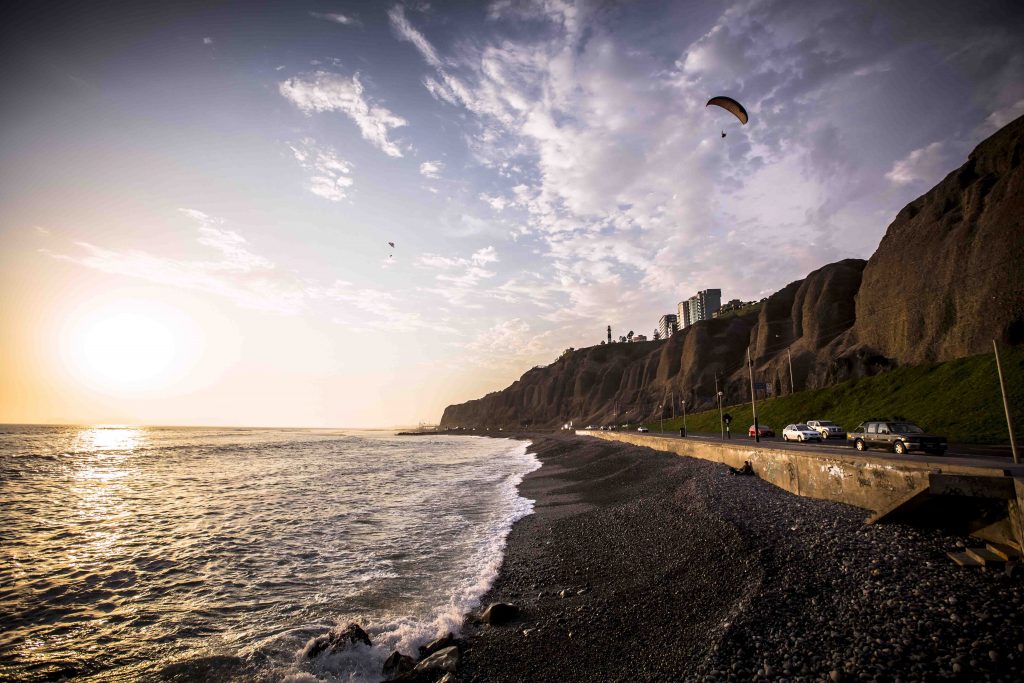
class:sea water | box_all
[0,425,538,682]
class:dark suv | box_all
[847,420,947,455]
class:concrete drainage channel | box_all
[577,430,1024,561]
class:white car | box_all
[637,426,650,433]
[806,420,843,439]
[783,424,822,442]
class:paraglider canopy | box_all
[706,96,749,125]
[387,241,395,248]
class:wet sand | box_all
[458,434,1024,682]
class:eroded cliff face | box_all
[850,115,1024,363]
[440,116,1024,429]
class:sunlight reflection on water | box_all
[72,425,145,453]
[0,425,537,682]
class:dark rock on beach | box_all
[457,434,1024,681]
[415,646,460,674]
[480,602,519,625]
[303,622,371,658]
[383,650,416,678]
[418,632,457,658]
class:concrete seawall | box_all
[578,430,1024,548]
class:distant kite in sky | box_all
[388,241,395,248]
[706,96,748,138]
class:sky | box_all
[1,0,1023,428]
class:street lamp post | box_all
[682,398,687,437]
[717,390,725,440]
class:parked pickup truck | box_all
[847,420,947,455]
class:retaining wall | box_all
[578,430,1023,546]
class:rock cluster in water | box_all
[377,603,519,683]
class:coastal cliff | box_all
[441,116,1024,429]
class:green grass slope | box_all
[646,345,1024,444]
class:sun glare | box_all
[60,301,198,392]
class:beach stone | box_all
[415,646,460,674]
[304,622,371,658]
[418,633,456,658]
[382,651,415,678]
[481,602,519,625]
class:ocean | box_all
[0,425,538,682]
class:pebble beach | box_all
[456,434,1024,682]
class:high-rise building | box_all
[687,295,700,327]
[679,289,723,328]
[696,288,722,320]
[658,314,678,339]
[677,300,691,329]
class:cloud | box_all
[202,37,213,45]
[310,11,361,27]
[415,246,504,306]
[419,160,444,179]
[479,193,509,211]
[984,98,1024,132]
[390,0,1024,338]
[460,318,554,369]
[388,5,442,68]
[885,142,949,186]
[44,210,426,329]
[288,138,354,201]
[279,72,407,157]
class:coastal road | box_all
[622,429,1021,467]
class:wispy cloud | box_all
[309,11,361,27]
[288,138,354,201]
[44,210,432,330]
[419,160,444,179]
[388,5,442,68]
[460,318,553,369]
[279,72,407,157]
[885,142,949,186]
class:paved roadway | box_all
[618,428,1019,465]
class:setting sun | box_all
[59,302,198,392]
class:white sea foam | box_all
[279,437,539,683]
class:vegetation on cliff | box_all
[646,345,1024,444]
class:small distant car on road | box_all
[783,424,822,442]
[806,420,843,439]
[637,426,650,433]
[748,424,775,438]
[847,420,947,455]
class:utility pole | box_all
[787,347,795,394]
[993,340,1019,464]
[715,374,724,440]
[748,347,760,443]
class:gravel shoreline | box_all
[457,434,1024,682]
